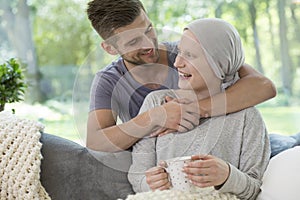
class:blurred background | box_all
[1,0,299,145]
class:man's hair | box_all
[87,0,145,40]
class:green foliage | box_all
[32,0,97,67]
[1,0,297,104]
[0,58,27,111]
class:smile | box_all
[140,49,153,56]
[178,71,192,78]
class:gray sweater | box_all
[128,90,270,200]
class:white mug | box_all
[164,156,215,194]
[164,156,197,192]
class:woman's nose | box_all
[174,55,185,69]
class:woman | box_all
[128,18,270,200]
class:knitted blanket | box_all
[0,111,51,200]
[125,187,239,200]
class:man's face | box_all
[108,10,159,68]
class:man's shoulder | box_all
[94,57,125,80]
[162,41,178,52]
[161,41,178,68]
[162,41,178,56]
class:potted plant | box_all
[0,58,27,112]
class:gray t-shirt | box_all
[89,42,179,123]
[128,90,271,200]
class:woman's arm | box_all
[87,99,199,152]
[128,136,157,192]
[128,93,163,192]
[216,108,271,200]
[183,108,270,200]
[198,64,276,117]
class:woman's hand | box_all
[183,154,230,188]
[145,162,171,191]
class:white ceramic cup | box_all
[164,156,197,192]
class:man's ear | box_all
[101,42,118,55]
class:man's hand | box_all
[145,162,171,191]
[183,154,230,188]
[149,96,201,137]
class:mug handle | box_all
[159,160,172,187]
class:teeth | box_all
[141,49,152,55]
[179,71,192,77]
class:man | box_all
[86,0,276,152]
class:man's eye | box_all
[145,25,153,34]
[128,39,138,46]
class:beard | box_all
[121,39,160,66]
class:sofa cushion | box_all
[40,133,134,200]
[257,146,300,200]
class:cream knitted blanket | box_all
[0,111,51,200]
[125,187,239,200]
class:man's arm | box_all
[198,64,276,117]
[87,109,154,152]
[87,101,200,152]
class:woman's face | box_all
[174,30,221,97]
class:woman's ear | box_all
[101,42,118,55]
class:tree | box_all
[266,0,278,60]
[33,0,96,67]
[248,0,264,74]
[277,0,293,102]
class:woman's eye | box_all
[186,52,192,58]
[177,48,196,60]
[184,52,195,59]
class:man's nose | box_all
[140,35,154,49]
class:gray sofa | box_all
[40,133,134,200]
[39,132,300,200]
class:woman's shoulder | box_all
[139,89,177,113]
[226,107,264,124]
[242,106,262,117]
[145,89,178,101]
[223,106,262,120]
[239,106,261,114]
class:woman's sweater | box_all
[128,90,270,200]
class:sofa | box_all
[40,132,300,200]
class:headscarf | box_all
[185,18,245,90]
